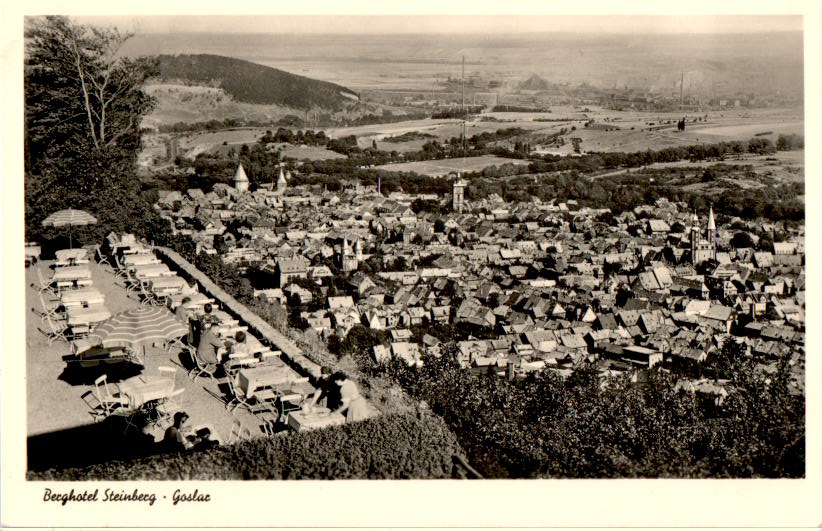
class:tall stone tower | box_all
[691,208,717,265]
[276,166,288,195]
[452,173,466,213]
[706,206,716,247]
[353,239,363,261]
[233,163,249,193]
[341,238,359,272]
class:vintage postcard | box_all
[2,0,821,527]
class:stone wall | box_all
[156,247,323,383]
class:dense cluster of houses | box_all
[156,163,805,395]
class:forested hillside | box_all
[155,54,359,110]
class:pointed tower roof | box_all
[707,207,716,231]
[277,166,288,185]
[233,164,249,183]
[691,211,699,226]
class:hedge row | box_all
[29,413,465,480]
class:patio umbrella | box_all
[42,208,97,249]
[90,306,188,358]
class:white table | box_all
[134,264,171,279]
[124,254,160,266]
[56,248,88,262]
[287,410,346,432]
[61,287,105,307]
[116,376,175,408]
[66,303,111,326]
[52,265,92,282]
[168,292,213,310]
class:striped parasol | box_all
[42,209,98,248]
[90,306,188,351]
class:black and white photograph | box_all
[2,1,821,527]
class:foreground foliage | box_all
[25,16,171,248]
[355,343,804,478]
[29,413,465,480]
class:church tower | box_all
[341,238,358,272]
[276,166,288,195]
[452,173,466,213]
[690,209,717,265]
[706,206,716,247]
[233,163,249,193]
[353,239,363,261]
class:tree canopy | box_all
[25,16,169,247]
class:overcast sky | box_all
[73,15,802,35]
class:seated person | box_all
[201,303,218,325]
[163,412,220,451]
[228,331,251,358]
[163,411,193,451]
[197,322,227,370]
[192,303,217,344]
[175,297,192,344]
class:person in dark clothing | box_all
[163,412,220,451]
[163,412,192,451]
[197,322,226,366]
[305,367,343,411]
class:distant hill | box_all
[519,74,550,91]
[154,54,359,110]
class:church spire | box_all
[707,206,716,231]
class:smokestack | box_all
[462,55,466,156]
[680,71,684,107]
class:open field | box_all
[277,144,347,161]
[693,121,803,138]
[142,83,301,131]
[375,155,529,177]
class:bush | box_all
[28,413,466,480]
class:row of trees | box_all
[527,137,784,175]
[258,127,329,146]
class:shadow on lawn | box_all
[27,415,164,473]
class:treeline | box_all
[350,343,804,478]
[155,54,358,110]
[158,118,265,134]
[431,106,484,119]
[463,168,804,222]
[343,109,429,127]
[382,131,437,143]
[289,168,452,197]
[776,133,804,151]
[528,137,782,175]
[259,127,330,146]
[490,105,548,113]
